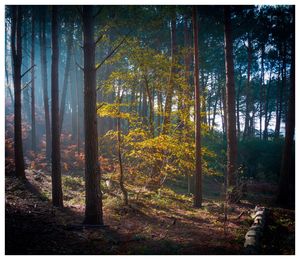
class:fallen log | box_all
[244,206,267,254]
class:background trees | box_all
[5,5,295,214]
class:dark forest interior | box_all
[5,5,295,255]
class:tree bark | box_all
[82,6,103,225]
[163,16,176,135]
[263,70,272,140]
[224,6,238,188]
[11,6,25,179]
[31,10,36,152]
[259,43,265,140]
[144,75,154,137]
[40,8,51,160]
[51,6,63,207]
[277,9,295,208]
[59,30,73,133]
[243,34,252,139]
[192,6,202,208]
[274,64,283,140]
[116,94,128,206]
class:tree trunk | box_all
[277,9,295,208]
[243,34,252,139]
[11,6,25,179]
[259,43,265,140]
[236,67,242,138]
[263,70,272,140]
[163,16,176,135]
[71,52,78,143]
[116,94,128,206]
[224,6,238,188]
[59,30,73,133]
[82,6,103,225]
[274,65,283,139]
[51,6,63,207]
[222,81,227,138]
[192,6,202,208]
[31,10,36,152]
[144,75,154,137]
[40,8,51,160]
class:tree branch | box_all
[21,64,35,78]
[75,60,84,71]
[22,79,33,90]
[95,36,127,71]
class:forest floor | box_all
[5,161,295,255]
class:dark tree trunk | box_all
[40,8,51,160]
[263,70,272,140]
[200,68,207,124]
[116,93,128,206]
[277,10,295,208]
[71,53,78,143]
[157,90,163,134]
[192,6,202,208]
[183,16,191,133]
[224,6,238,188]
[11,6,25,179]
[31,10,36,152]
[82,6,103,225]
[163,16,176,135]
[221,82,227,137]
[243,34,252,139]
[274,65,283,140]
[59,31,73,133]
[51,6,63,207]
[259,43,265,139]
[236,67,242,138]
[144,75,154,137]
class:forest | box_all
[5,5,295,255]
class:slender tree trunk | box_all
[263,70,272,140]
[163,16,176,134]
[157,90,163,134]
[82,6,103,225]
[200,68,207,124]
[243,35,252,139]
[31,11,36,152]
[192,6,202,208]
[224,6,237,188]
[259,43,265,139]
[51,6,63,207]
[144,75,154,137]
[40,8,51,160]
[274,65,283,139]
[11,6,25,179]
[183,16,191,133]
[116,94,128,206]
[71,55,78,143]
[236,67,242,138]
[59,31,73,133]
[277,9,295,208]
[222,82,227,137]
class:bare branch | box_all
[95,34,105,46]
[95,25,111,46]
[21,64,35,78]
[95,36,127,71]
[75,60,84,71]
[22,79,33,90]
